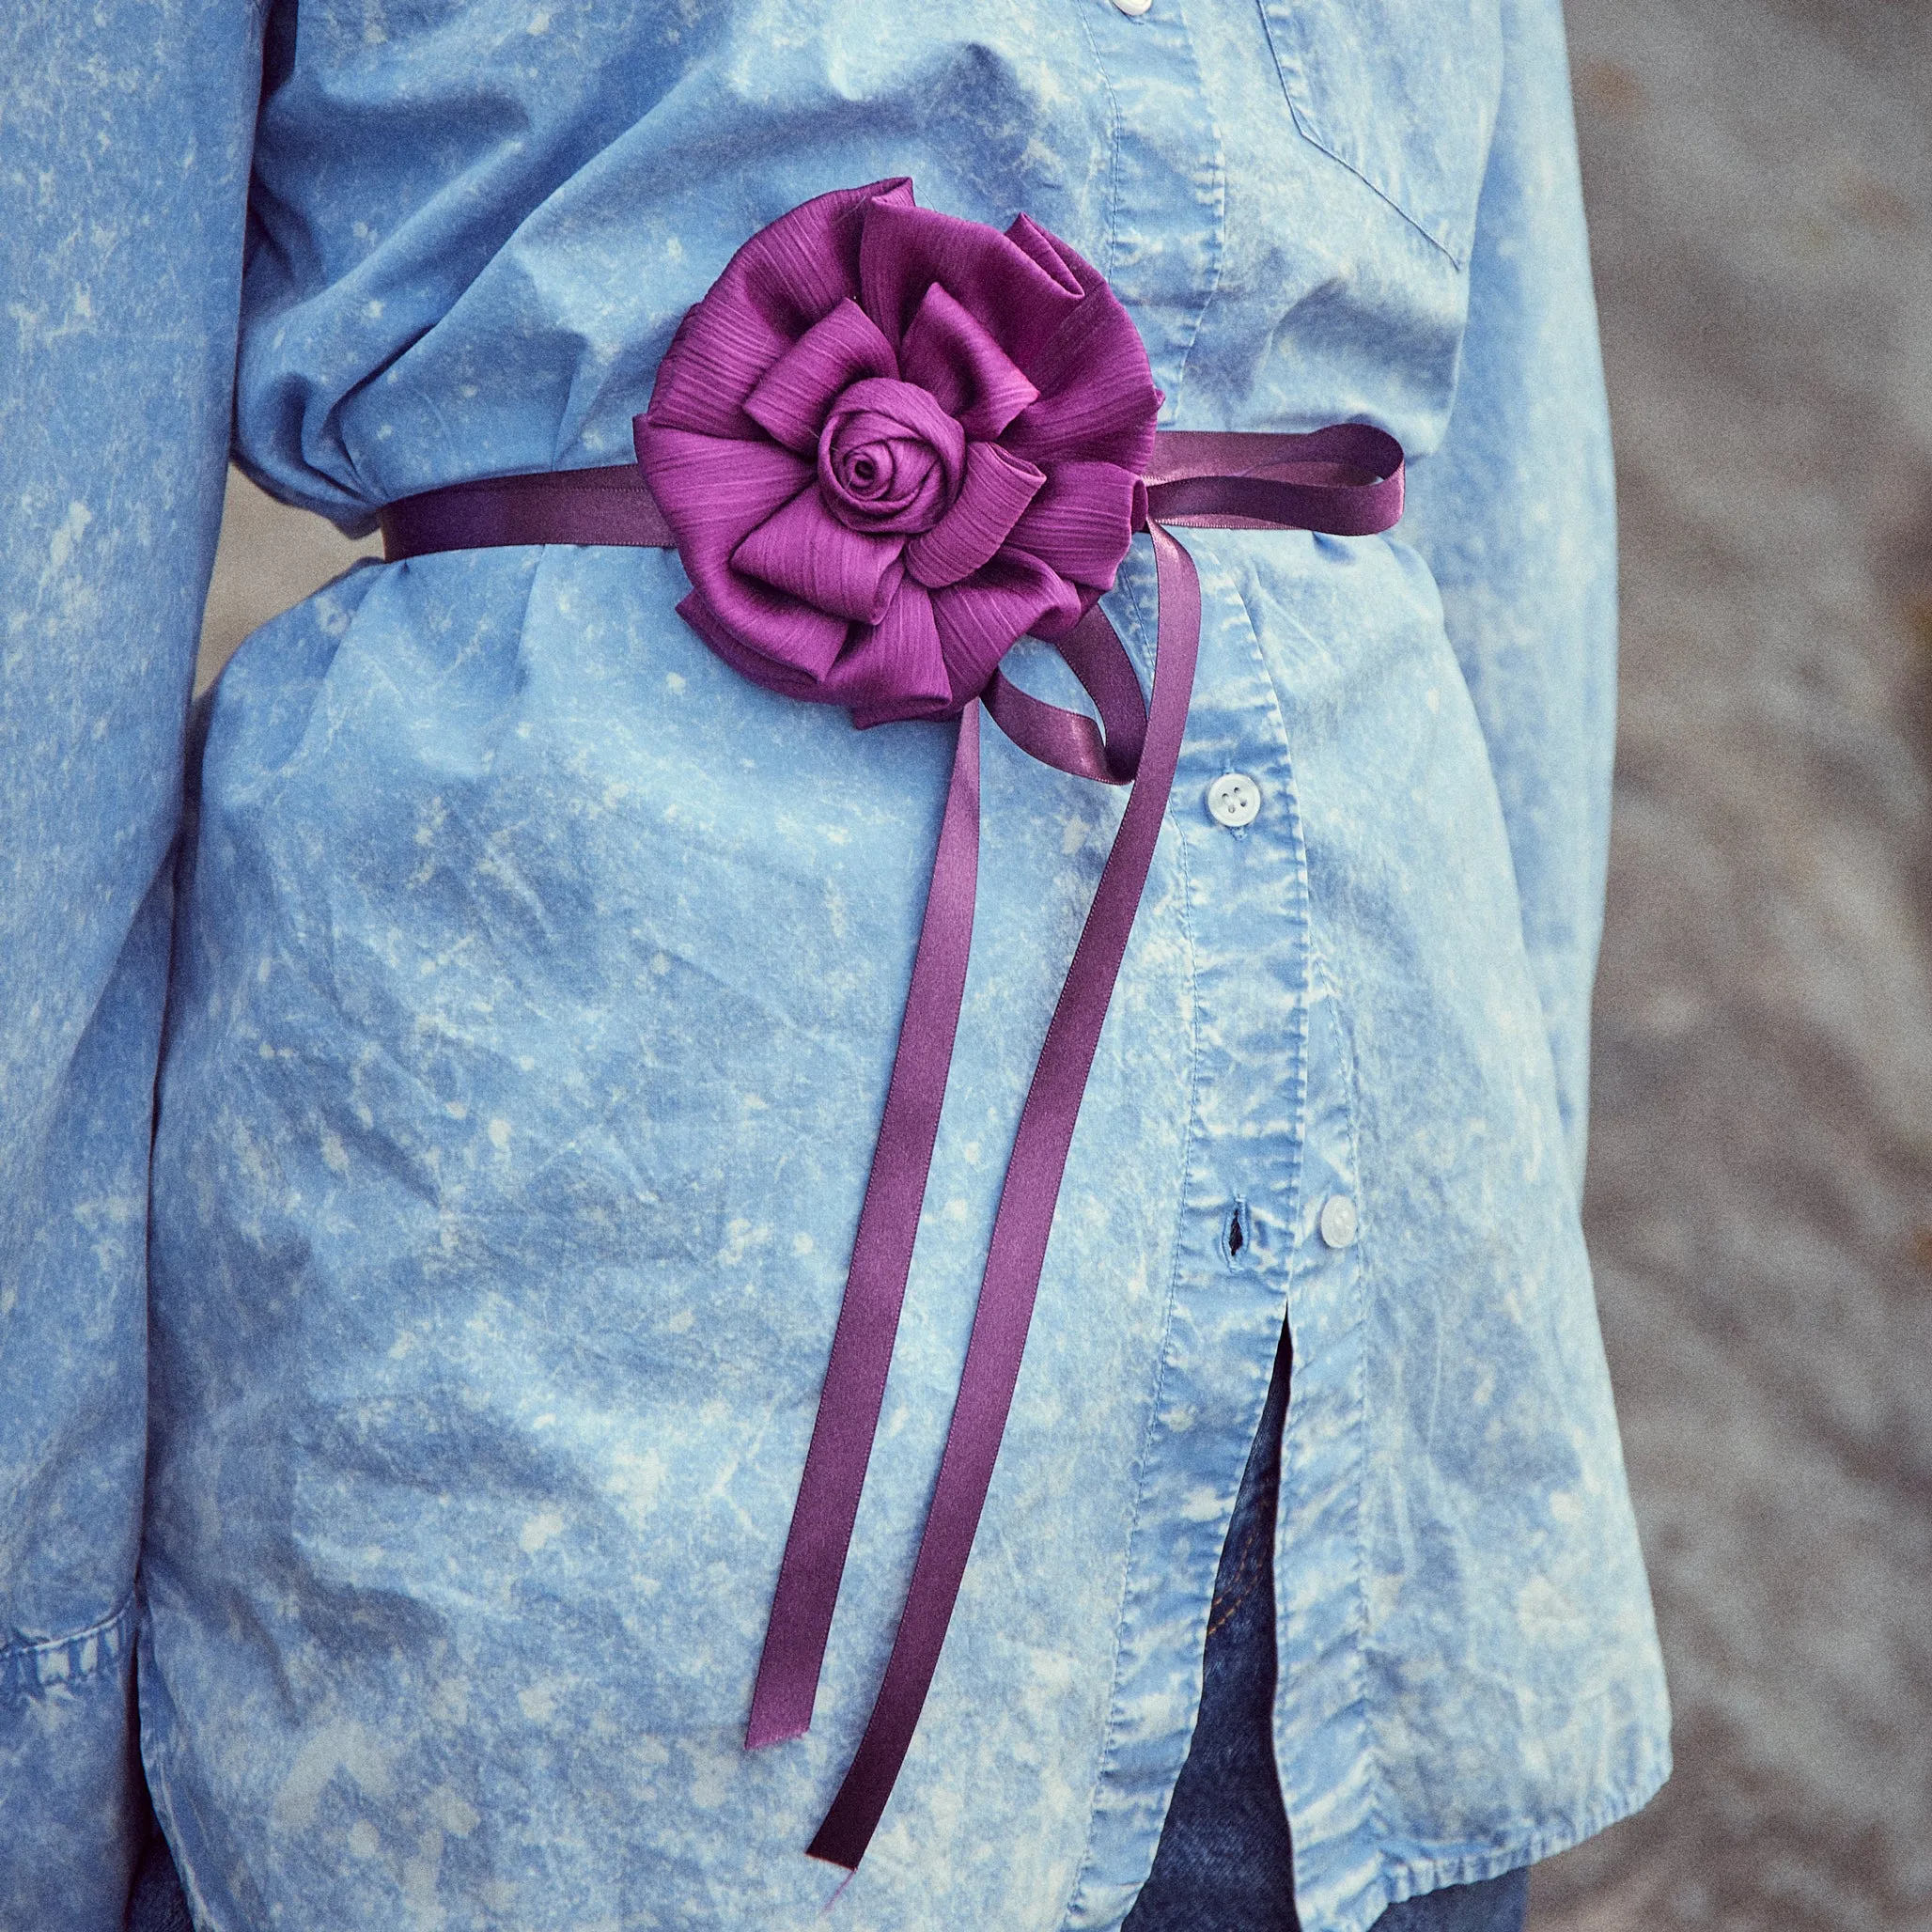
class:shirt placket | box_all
[1054,6,1307,1925]
[1064,494,1337,1923]
[1270,949,1380,1926]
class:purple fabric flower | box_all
[633,180,1161,727]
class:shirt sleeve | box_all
[0,5,264,1923]
[1395,0,1617,1197]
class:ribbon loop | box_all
[981,601,1146,785]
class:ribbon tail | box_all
[806,522,1202,1869]
[746,703,983,1751]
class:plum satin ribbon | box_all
[380,422,1404,1869]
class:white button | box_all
[1111,0,1152,13]
[1206,771,1261,829]
[1318,1194,1359,1250]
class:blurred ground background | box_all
[195,0,1932,1924]
[1529,1,1932,1928]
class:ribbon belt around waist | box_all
[378,423,1404,1870]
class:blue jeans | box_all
[126,1834,191,1932]
[130,1324,1526,1932]
[1123,1326,1530,1932]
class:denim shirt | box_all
[1,3,1669,1928]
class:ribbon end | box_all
[806,1829,863,1874]
[746,1707,814,1751]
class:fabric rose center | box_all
[817,378,966,536]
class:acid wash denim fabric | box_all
[1,1,1671,1928]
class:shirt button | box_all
[1318,1193,1360,1250]
[1111,0,1153,13]
[1206,771,1261,829]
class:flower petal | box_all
[898,283,1039,439]
[676,589,829,704]
[858,198,1083,372]
[641,179,913,438]
[1002,460,1141,588]
[643,301,795,439]
[744,299,900,453]
[929,549,1083,705]
[730,178,913,335]
[904,442,1047,589]
[1000,308,1163,470]
[828,581,955,726]
[734,483,907,625]
[634,421,814,553]
[635,425,848,674]
[996,226,1161,472]
[682,567,849,681]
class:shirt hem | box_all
[1373,1745,1674,1918]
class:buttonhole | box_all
[1224,1196,1252,1266]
